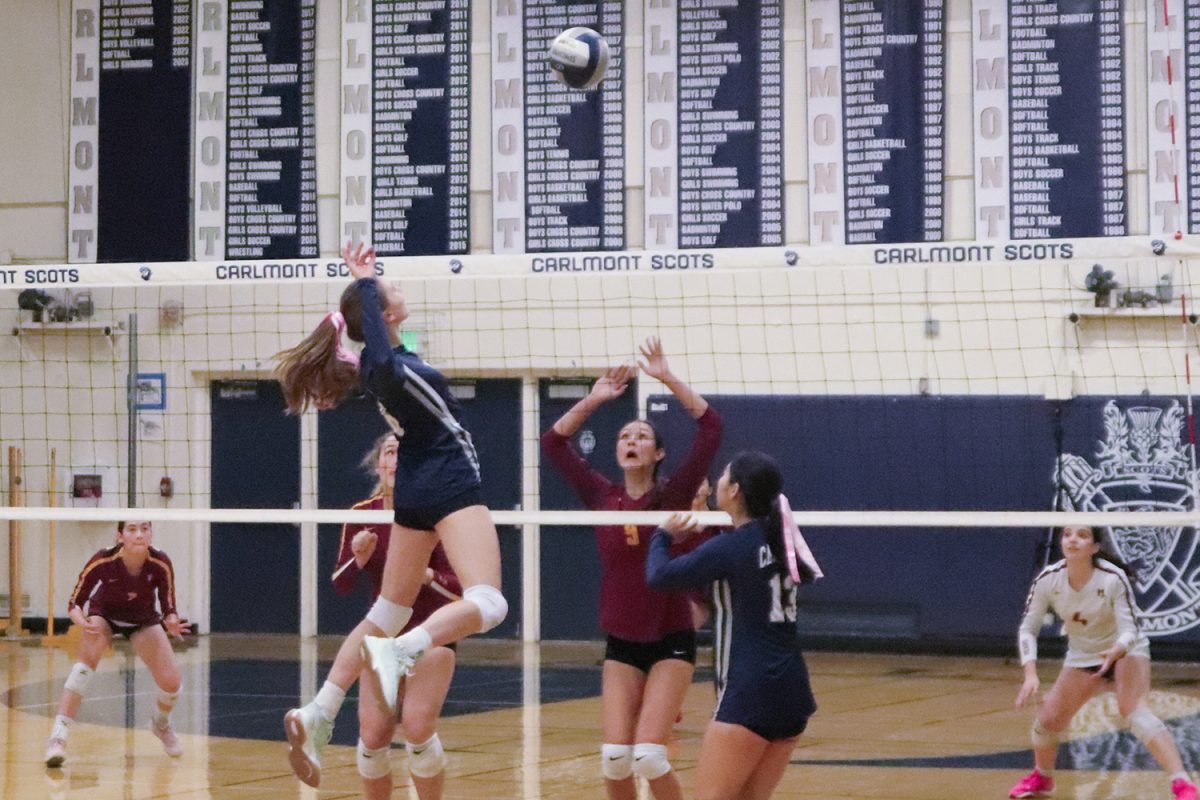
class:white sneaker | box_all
[150,719,183,757]
[44,737,67,768]
[284,704,332,787]
[361,635,418,715]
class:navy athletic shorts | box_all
[394,486,484,531]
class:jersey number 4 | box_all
[768,574,798,623]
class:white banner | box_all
[193,0,228,260]
[805,0,843,245]
[1,235,1186,289]
[491,0,525,253]
[1146,0,1187,236]
[340,0,373,247]
[67,0,100,263]
[643,0,678,249]
[971,0,1010,240]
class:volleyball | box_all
[547,27,610,90]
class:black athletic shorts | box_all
[604,629,697,673]
[102,616,161,640]
[394,486,484,531]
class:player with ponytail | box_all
[277,242,507,788]
[647,450,820,800]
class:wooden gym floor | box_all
[1,635,1198,799]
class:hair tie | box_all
[321,311,360,368]
[778,493,824,584]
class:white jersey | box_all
[1018,559,1150,668]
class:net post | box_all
[42,449,69,647]
[5,446,28,638]
[127,312,138,506]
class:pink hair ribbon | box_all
[778,494,824,584]
[322,311,360,368]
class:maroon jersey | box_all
[541,406,722,641]
[69,545,177,626]
[332,495,460,630]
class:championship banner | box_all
[524,1,624,253]
[805,0,945,245]
[67,0,192,263]
[339,0,470,255]
[972,0,1125,241]
[644,0,783,250]
[193,0,318,260]
[1146,0,1188,237]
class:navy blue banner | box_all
[96,0,191,262]
[225,0,318,259]
[841,0,944,244]
[523,0,624,252]
[677,0,782,248]
[1009,0,1125,238]
[651,394,1200,644]
[372,0,470,255]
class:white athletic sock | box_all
[314,681,346,721]
[1034,766,1053,778]
[396,626,432,656]
[1171,772,1191,784]
[51,715,72,741]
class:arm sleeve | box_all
[1110,571,1142,652]
[427,545,462,597]
[154,552,178,618]
[68,552,104,612]
[646,530,736,590]
[353,278,407,396]
[540,427,613,509]
[331,522,360,596]
[1017,572,1052,665]
[659,406,724,509]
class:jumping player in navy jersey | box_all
[647,451,817,800]
[275,241,507,788]
[1008,525,1197,800]
[337,434,461,800]
[542,345,722,800]
[44,520,191,768]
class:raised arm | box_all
[645,515,736,590]
[552,364,634,437]
[638,336,707,419]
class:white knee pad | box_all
[64,663,94,696]
[406,733,447,778]
[366,597,412,637]
[463,585,508,633]
[157,685,181,704]
[632,742,672,780]
[356,739,393,780]
[1031,720,1060,750]
[1126,705,1167,743]
[600,743,634,780]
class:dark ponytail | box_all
[274,282,385,413]
[727,451,786,565]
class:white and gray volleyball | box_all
[547,27,610,89]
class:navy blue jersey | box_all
[647,520,816,740]
[355,279,481,508]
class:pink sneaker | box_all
[150,719,183,757]
[1009,769,1054,798]
[1173,779,1198,800]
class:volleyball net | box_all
[4,236,1200,641]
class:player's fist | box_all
[351,529,378,566]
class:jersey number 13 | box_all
[768,573,798,623]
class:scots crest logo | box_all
[1057,401,1200,636]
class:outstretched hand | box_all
[164,615,192,641]
[638,336,670,381]
[659,512,701,542]
[1015,674,1040,710]
[590,364,634,404]
[342,240,377,280]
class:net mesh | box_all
[3,243,1200,638]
